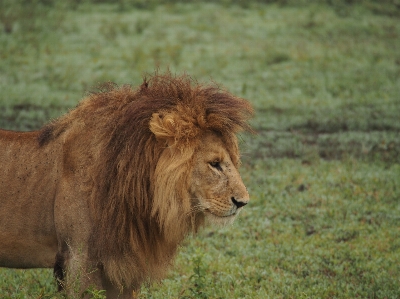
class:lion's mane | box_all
[38,72,253,289]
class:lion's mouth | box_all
[205,209,236,218]
[204,210,237,226]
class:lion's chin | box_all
[204,211,238,227]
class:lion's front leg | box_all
[101,277,139,299]
[58,250,138,298]
[55,248,104,298]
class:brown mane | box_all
[39,72,253,289]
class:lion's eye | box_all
[209,161,223,171]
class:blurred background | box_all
[0,0,399,298]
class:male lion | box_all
[0,73,253,298]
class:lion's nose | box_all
[231,197,248,208]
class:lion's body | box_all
[0,73,253,298]
[0,130,59,268]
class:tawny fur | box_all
[0,72,253,297]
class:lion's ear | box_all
[150,111,200,147]
[149,113,177,146]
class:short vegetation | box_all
[0,0,399,298]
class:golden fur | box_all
[0,72,253,298]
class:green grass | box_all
[0,1,399,298]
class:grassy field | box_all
[0,1,399,298]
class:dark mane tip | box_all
[38,125,54,147]
[140,80,149,91]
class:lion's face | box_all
[190,132,249,225]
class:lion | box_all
[0,72,253,298]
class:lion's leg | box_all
[57,246,104,298]
[54,252,65,291]
[105,284,138,299]
[101,276,139,299]
[58,253,138,299]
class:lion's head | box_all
[39,72,253,289]
[149,107,251,232]
[188,131,250,225]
